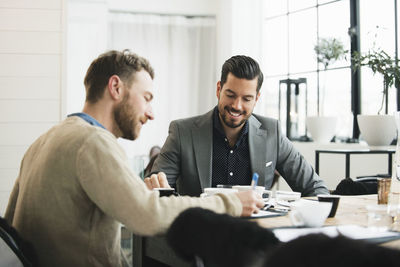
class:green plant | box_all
[314,38,348,69]
[352,47,400,114]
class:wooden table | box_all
[131,195,400,267]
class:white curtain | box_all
[108,12,217,159]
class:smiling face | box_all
[113,70,154,140]
[216,73,260,130]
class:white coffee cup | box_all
[231,185,271,200]
[289,199,332,227]
[200,187,238,197]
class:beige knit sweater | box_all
[5,116,242,267]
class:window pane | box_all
[318,0,351,69]
[264,16,288,76]
[263,0,359,139]
[360,0,395,53]
[360,0,396,115]
[320,68,353,137]
[360,67,397,115]
[265,0,287,18]
[288,8,317,73]
[257,76,284,119]
[289,0,317,12]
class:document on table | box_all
[272,225,400,244]
[249,209,287,218]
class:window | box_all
[359,0,397,115]
[262,0,399,140]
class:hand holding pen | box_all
[235,173,264,217]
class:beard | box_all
[218,105,250,129]
[113,93,140,140]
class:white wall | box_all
[0,0,66,214]
[66,0,108,115]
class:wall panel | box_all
[0,54,60,77]
[0,100,60,122]
[0,0,64,216]
[0,146,28,169]
[0,9,61,31]
[0,0,62,9]
[0,123,56,146]
[0,76,60,99]
[0,170,19,192]
[0,31,62,54]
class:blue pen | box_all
[250,173,259,190]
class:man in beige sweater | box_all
[5,50,263,267]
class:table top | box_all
[254,195,400,249]
[315,148,395,153]
[134,195,400,267]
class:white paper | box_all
[272,225,400,243]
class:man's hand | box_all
[235,190,264,217]
[144,172,171,190]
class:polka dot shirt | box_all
[211,107,252,187]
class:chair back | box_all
[0,217,37,267]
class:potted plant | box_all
[352,47,399,146]
[307,38,347,143]
[352,47,400,114]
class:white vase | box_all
[306,116,337,143]
[357,115,396,146]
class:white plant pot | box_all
[306,116,337,143]
[357,115,396,146]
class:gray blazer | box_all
[151,109,329,197]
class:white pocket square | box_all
[265,161,272,167]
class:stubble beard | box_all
[219,105,249,129]
[114,94,139,141]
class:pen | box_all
[250,173,259,190]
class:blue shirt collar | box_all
[67,112,106,130]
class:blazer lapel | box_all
[248,116,268,186]
[192,110,214,190]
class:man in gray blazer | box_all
[152,55,329,197]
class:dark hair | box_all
[220,55,264,93]
[84,49,154,103]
